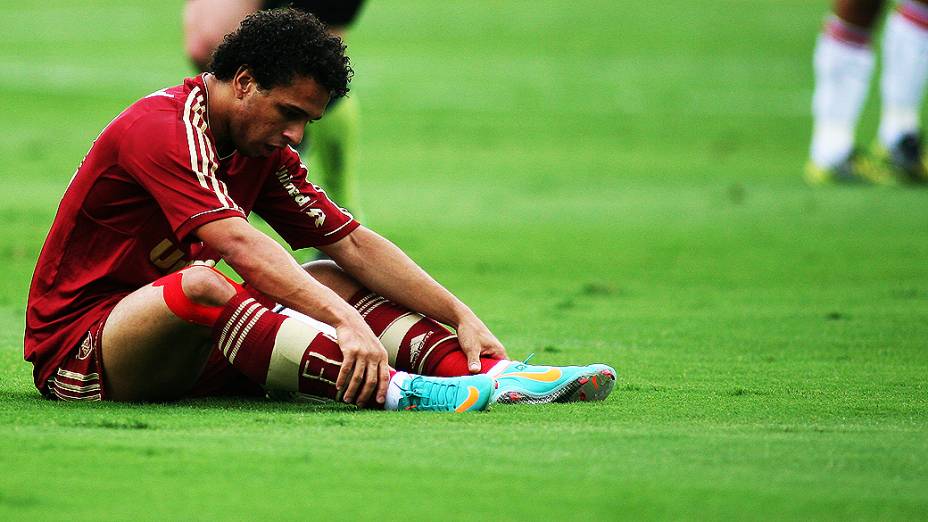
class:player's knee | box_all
[184,38,214,72]
[182,4,221,71]
[180,266,237,307]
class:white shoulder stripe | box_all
[183,87,209,189]
[183,87,240,211]
[192,111,227,208]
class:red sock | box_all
[432,351,505,377]
[293,329,348,400]
[899,1,928,30]
[212,291,350,402]
[350,291,462,375]
[824,15,872,47]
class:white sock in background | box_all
[810,18,875,169]
[879,2,928,148]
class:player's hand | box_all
[334,319,390,408]
[456,315,508,373]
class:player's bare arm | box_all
[321,226,509,372]
[197,217,389,406]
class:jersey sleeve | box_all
[118,110,246,242]
[253,147,360,250]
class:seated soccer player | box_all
[24,9,615,412]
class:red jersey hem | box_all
[289,219,360,250]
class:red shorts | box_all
[45,291,264,402]
[44,316,108,401]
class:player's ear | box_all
[231,66,257,99]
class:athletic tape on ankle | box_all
[152,267,243,327]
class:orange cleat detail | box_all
[454,386,481,413]
[500,368,562,383]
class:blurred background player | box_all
[184,0,366,221]
[806,0,928,185]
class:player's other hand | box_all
[334,319,390,408]
[456,315,508,373]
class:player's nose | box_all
[283,124,304,146]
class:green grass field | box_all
[2,1,927,519]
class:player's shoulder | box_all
[111,76,208,148]
[114,75,204,128]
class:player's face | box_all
[233,74,331,157]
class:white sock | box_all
[810,33,875,168]
[484,359,512,378]
[879,9,928,147]
[384,371,410,411]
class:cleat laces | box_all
[505,353,536,372]
[399,376,462,411]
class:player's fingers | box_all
[487,342,509,360]
[464,345,481,373]
[356,362,379,408]
[335,351,355,394]
[376,363,390,404]
[343,357,366,404]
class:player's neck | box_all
[202,73,236,157]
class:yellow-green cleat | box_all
[871,133,928,185]
[804,150,894,186]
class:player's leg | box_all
[100,266,236,401]
[307,94,364,223]
[300,260,617,404]
[304,53,364,262]
[876,0,928,183]
[101,265,491,411]
[303,260,504,375]
[807,0,890,185]
[292,1,368,233]
[183,0,261,71]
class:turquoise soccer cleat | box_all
[489,356,617,404]
[393,373,495,412]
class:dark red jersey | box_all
[25,74,359,388]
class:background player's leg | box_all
[304,22,365,256]
[834,0,883,27]
[807,0,883,183]
[877,0,928,182]
[307,94,364,223]
[183,0,261,71]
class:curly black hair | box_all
[209,8,352,98]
